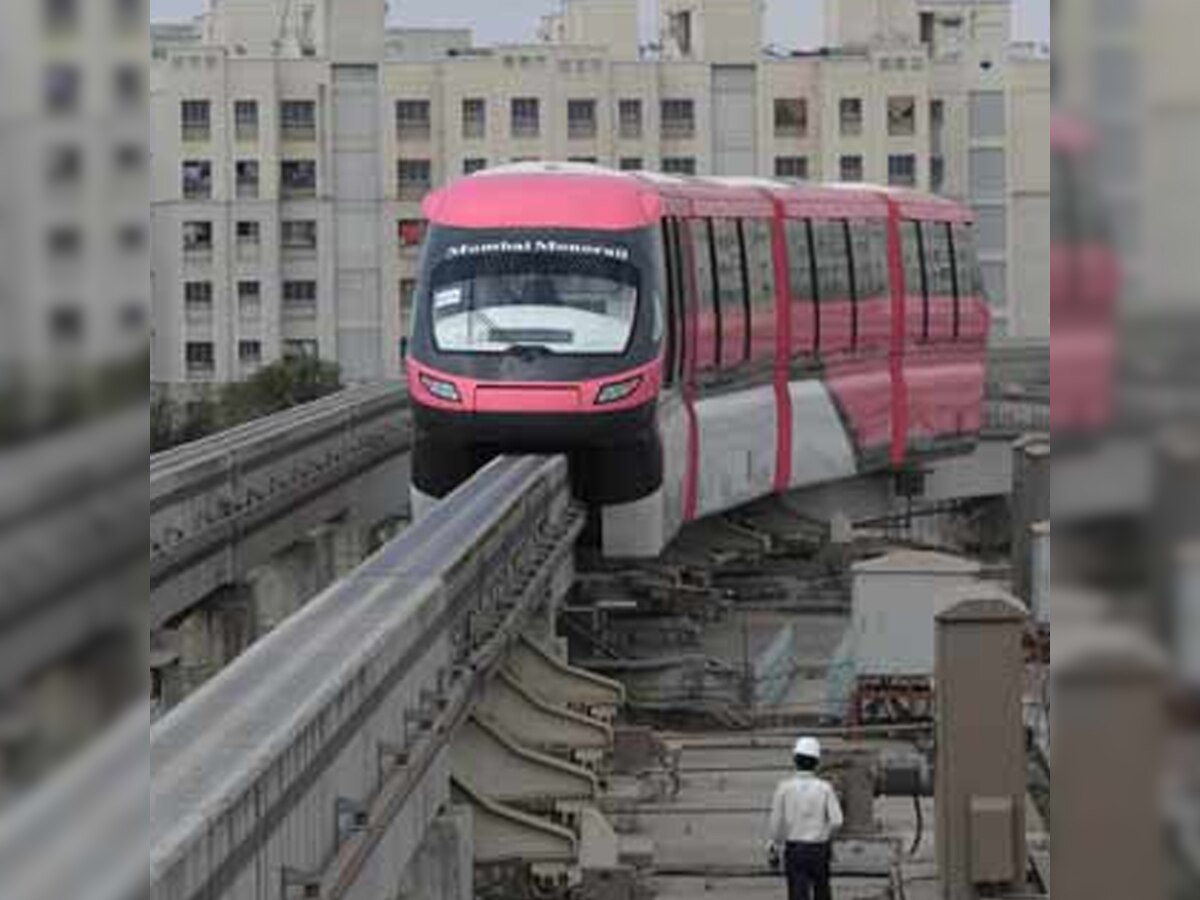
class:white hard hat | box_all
[793,736,822,760]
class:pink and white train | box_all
[406,165,989,556]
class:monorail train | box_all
[1051,115,1119,434]
[406,164,989,556]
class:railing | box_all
[150,383,411,626]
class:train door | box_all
[711,218,748,372]
[812,218,854,357]
[689,218,720,372]
[784,218,817,364]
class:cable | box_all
[909,791,924,857]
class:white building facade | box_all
[150,0,1049,388]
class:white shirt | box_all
[768,772,845,845]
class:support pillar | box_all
[396,805,474,900]
[1054,622,1167,900]
[1011,438,1049,605]
[174,584,255,697]
[935,590,1028,900]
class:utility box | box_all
[852,551,982,676]
[969,796,1018,885]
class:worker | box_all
[767,736,844,900]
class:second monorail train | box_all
[406,164,990,556]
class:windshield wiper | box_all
[498,344,555,361]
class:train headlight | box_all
[595,375,643,406]
[419,373,462,403]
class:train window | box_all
[712,218,748,365]
[661,220,679,386]
[743,219,776,310]
[690,218,719,370]
[901,221,929,339]
[850,220,890,300]
[953,223,985,297]
[923,221,956,297]
[785,220,814,301]
[812,220,851,303]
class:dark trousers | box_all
[784,841,832,900]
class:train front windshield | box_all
[430,254,640,356]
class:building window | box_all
[567,156,598,164]
[45,64,82,115]
[47,225,83,260]
[462,98,486,139]
[186,342,215,377]
[618,99,643,140]
[775,156,809,180]
[930,99,945,153]
[667,10,693,56]
[115,0,144,32]
[463,157,488,175]
[398,159,432,200]
[282,219,318,251]
[44,0,80,34]
[236,160,259,199]
[236,220,260,249]
[117,222,146,253]
[182,160,212,199]
[511,97,540,138]
[182,220,213,254]
[774,98,808,138]
[840,155,864,182]
[398,218,426,247]
[568,99,598,140]
[113,64,144,109]
[888,154,918,187]
[662,157,696,176]
[280,160,317,198]
[47,144,84,187]
[238,281,261,319]
[282,280,318,317]
[931,155,946,193]
[619,157,643,171]
[181,99,211,142]
[968,148,1006,199]
[968,91,1006,140]
[888,96,917,137]
[234,100,259,142]
[840,98,863,137]
[238,340,262,367]
[396,99,432,140]
[184,282,213,322]
[661,99,695,140]
[115,142,145,174]
[280,100,317,141]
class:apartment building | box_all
[150,0,1049,388]
[0,0,150,383]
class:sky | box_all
[150,0,1051,47]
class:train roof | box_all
[422,162,972,229]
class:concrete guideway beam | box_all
[478,670,613,764]
[148,456,583,900]
[506,633,626,720]
[452,715,597,806]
